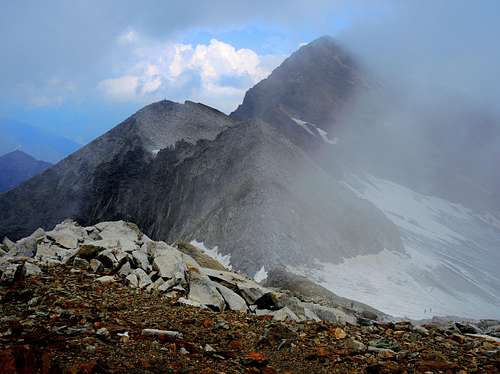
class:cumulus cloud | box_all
[16,78,77,108]
[97,37,284,112]
[98,76,140,101]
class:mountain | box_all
[0,118,81,162]
[0,36,499,319]
[0,150,51,192]
[232,36,363,129]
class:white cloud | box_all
[29,95,65,108]
[118,30,139,44]
[18,78,77,108]
[97,75,139,101]
[97,35,284,112]
[171,39,269,84]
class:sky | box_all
[1,1,499,144]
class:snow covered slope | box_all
[293,174,500,319]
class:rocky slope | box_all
[0,220,373,324]
[1,257,499,373]
[0,150,51,192]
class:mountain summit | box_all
[232,36,362,129]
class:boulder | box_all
[144,241,175,258]
[90,259,104,273]
[126,273,139,288]
[96,275,115,284]
[13,229,44,257]
[177,297,207,309]
[95,221,141,253]
[118,261,133,277]
[0,263,22,283]
[131,250,151,272]
[158,274,183,293]
[133,268,152,289]
[215,283,248,312]
[272,307,300,322]
[22,262,42,277]
[76,242,108,259]
[153,249,186,279]
[46,230,79,249]
[237,282,268,305]
[146,277,165,292]
[201,267,248,286]
[306,303,357,325]
[2,237,16,253]
[187,271,226,311]
[96,248,127,270]
[73,257,90,269]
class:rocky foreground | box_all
[1,221,500,373]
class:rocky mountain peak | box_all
[116,99,234,153]
[231,35,362,129]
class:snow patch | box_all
[253,266,268,283]
[190,240,232,270]
[291,244,500,319]
[291,117,337,144]
[322,173,500,319]
[291,117,315,136]
[316,127,338,145]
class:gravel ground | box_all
[1,267,499,373]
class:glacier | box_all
[292,174,500,319]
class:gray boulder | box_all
[126,273,139,288]
[187,271,226,311]
[237,281,268,305]
[132,250,151,272]
[272,307,300,322]
[133,268,152,289]
[0,263,22,283]
[153,249,186,279]
[90,258,104,273]
[118,261,133,277]
[22,262,42,277]
[215,283,248,312]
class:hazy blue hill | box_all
[0,118,81,163]
[0,150,51,192]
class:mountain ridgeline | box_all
[0,37,402,274]
[1,36,499,318]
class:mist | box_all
[325,1,500,212]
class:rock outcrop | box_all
[0,220,372,325]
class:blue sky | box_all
[1,1,499,144]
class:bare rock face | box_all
[232,36,362,129]
[0,100,234,241]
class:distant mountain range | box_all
[0,150,51,192]
[0,118,81,163]
[0,36,499,319]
